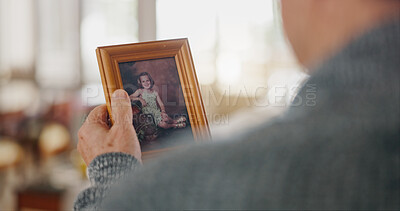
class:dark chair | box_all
[131,101,158,143]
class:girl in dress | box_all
[129,72,186,129]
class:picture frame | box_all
[96,38,211,158]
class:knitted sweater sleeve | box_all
[73,152,139,211]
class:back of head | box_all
[281,0,400,70]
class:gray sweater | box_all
[75,20,400,210]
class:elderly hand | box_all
[78,89,142,165]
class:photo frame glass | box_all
[119,58,193,152]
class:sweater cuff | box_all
[87,152,139,186]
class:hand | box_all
[78,89,142,165]
[139,98,147,106]
[161,111,168,119]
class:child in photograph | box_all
[129,72,186,129]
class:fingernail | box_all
[112,89,127,98]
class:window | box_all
[0,0,305,117]
[157,0,302,93]
[81,0,139,84]
[80,0,139,105]
[35,0,80,88]
[157,0,305,126]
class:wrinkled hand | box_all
[78,89,142,165]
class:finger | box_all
[111,89,132,126]
[85,104,109,128]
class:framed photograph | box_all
[96,38,210,159]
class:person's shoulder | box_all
[135,89,144,94]
[151,89,159,96]
[152,86,160,94]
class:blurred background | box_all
[0,0,306,210]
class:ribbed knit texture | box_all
[74,152,139,210]
[75,19,399,210]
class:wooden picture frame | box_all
[96,38,211,157]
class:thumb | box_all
[111,89,132,126]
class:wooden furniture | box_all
[17,186,64,211]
